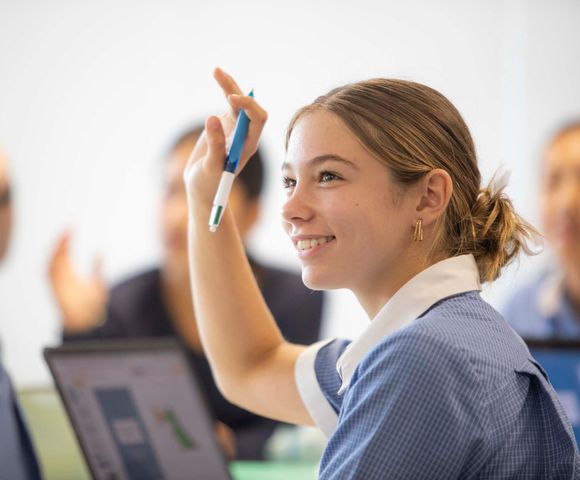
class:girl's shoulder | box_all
[357,292,529,386]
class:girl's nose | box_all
[281,187,314,228]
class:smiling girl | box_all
[183,68,579,479]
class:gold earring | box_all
[413,218,423,242]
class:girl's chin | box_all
[301,268,344,291]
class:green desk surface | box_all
[18,388,318,480]
[231,461,318,479]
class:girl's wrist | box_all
[187,194,212,220]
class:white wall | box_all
[0,0,579,386]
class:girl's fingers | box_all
[190,129,208,158]
[226,94,268,170]
[213,68,241,121]
[184,70,268,186]
[214,67,243,99]
[214,68,254,121]
[232,94,267,136]
[204,116,227,170]
[228,94,268,150]
[228,94,268,127]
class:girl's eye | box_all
[282,176,296,189]
[319,171,341,183]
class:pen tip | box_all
[209,225,217,233]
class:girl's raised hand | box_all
[183,68,268,205]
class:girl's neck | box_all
[355,252,438,319]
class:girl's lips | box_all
[295,235,335,251]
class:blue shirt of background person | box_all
[504,269,580,339]
[183,68,579,479]
[503,121,580,339]
[0,151,42,479]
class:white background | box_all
[1,0,579,386]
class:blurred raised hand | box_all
[48,231,108,333]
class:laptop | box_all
[44,339,232,480]
[525,338,580,447]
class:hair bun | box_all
[470,181,541,283]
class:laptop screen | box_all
[44,340,231,480]
[527,339,580,447]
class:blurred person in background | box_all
[504,120,580,338]
[48,126,325,460]
[0,150,42,479]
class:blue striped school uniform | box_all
[296,255,580,479]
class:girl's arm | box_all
[184,69,313,425]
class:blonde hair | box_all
[286,78,538,283]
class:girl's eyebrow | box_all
[281,154,359,172]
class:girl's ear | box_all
[415,169,453,226]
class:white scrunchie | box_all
[486,165,544,255]
[488,165,511,197]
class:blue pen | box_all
[208,90,254,232]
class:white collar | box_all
[336,254,481,394]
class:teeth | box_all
[296,236,334,251]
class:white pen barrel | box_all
[213,171,236,206]
[209,171,236,231]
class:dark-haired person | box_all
[48,128,325,460]
[0,151,42,479]
[504,121,580,339]
[183,68,579,479]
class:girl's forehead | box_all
[285,112,368,168]
[290,110,349,143]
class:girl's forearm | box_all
[187,201,286,397]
